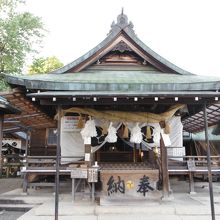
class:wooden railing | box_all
[168,155,220,174]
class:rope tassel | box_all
[123,123,129,139]
[77,114,84,129]
[101,123,108,135]
[146,126,151,139]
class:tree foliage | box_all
[28,56,63,74]
[0,0,45,90]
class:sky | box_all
[22,0,220,76]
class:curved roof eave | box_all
[4,73,220,91]
[49,27,121,74]
[49,12,194,75]
[0,96,21,114]
[123,26,194,75]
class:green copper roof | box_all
[5,71,220,91]
[4,13,220,92]
[7,71,220,83]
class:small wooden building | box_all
[2,12,220,201]
[0,96,20,177]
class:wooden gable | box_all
[87,40,160,71]
[70,33,174,73]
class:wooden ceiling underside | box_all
[182,103,220,133]
[1,90,220,134]
[1,90,56,132]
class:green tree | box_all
[28,56,64,74]
[0,0,45,90]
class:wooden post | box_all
[91,182,95,202]
[85,144,92,167]
[23,129,30,193]
[203,103,215,220]
[26,130,31,156]
[133,143,136,163]
[160,134,170,199]
[72,178,75,201]
[23,174,28,193]
[187,159,196,194]
[97,150,100,162]
[189,172,195,194]
[139,144,142,162]
[0,114,4,177]
[148,149,155,167]
[25,129,31,158]
[55,105,61,220]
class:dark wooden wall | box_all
[30,129,56,156]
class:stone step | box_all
[0,199,25,204]
[0,203,35,212]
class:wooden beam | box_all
[6,113,45,120]
[40,99,214,106]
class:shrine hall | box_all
[1,11,220,218]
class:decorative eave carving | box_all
[112,41,132,53]
[109,9,135,35]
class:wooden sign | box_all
[85,153,91,162]
[71,168,87,179]
[62,116,80,132]
[88,168,98,182]
[187,160,196,171]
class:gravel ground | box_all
[0,178,23,194]
[0,211,24,220]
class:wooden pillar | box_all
[23,129,30,192]
[203,103,215,220]
[97,150,100,162]
[55,105,61,220]
[133,143,137,163]
[23,174,28,193]
[85,144,92,167]
[139,143,142,162]
[189,172,195,194]
[0,114,4,177]
[148,149,155,167]
[25,129,31,157]
[160,134,170,199]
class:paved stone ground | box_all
[0,178,25,220]
[0,178,22,194]
[0,177,220,220]
[0,211,24,220]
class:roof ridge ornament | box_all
[109,9,135,35]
